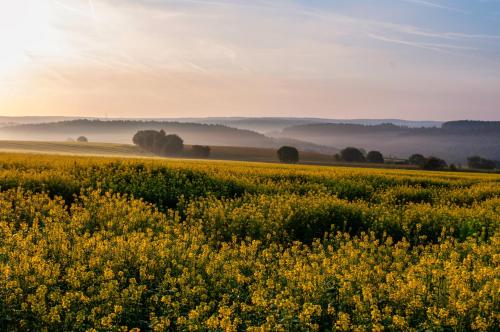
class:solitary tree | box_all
[423,156,447,170]
[340,147,366,163]
[367,151,384,163]
[77,136,88,143]
[277,146,299,163]
[409,154,426,166]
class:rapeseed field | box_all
[0,153,498,331]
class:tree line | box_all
[132,130,497,171]
[277,145,498,171]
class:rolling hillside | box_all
[0,116,443,132]
[0,140,339,165]
[0,141,152,157]
[0,119,336,155]
[278,121,500,163]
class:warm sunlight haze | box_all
[1,0,499,119]
[0,1,499,331]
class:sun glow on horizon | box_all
[0,0,499,119]
[0,0,68,80]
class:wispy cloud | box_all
[400,0,468,13]
[367,33,479,54]
[52,0,95,19]
[1,0,500,119]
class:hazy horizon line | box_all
[2,115,499,122]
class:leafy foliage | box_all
[340,147,366,163]
[366,150,384,163]
[76,136,88,143]
[409,153,426,166]
[133,130,184,156]
[468,156,496,170]
[423,156,448,170]
[277,146,299,163]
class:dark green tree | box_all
[340,147,366,163]
[467,156,496,170]
[366,151,384,163]
[163,134,184,155]
[409,154,426,166]
[422,156,447,170]
[133,130,184,156]
[277,146,299,163]
[76,136,88,143]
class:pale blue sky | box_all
[0,0,499,119]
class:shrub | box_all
[76,136,88,142]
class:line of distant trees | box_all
[133,130,210,158]
[407,154,448,170]
[330,147,499,171]
[132,132,497,171]
[277,146,385,165]
[467,156,497,170]
[333,147,385,164]
[284,120,500,136]
[333,148,452,171]
[408,154,499,170]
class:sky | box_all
[0,0,499,120]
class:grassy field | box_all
[0,140,337,164]
[0,140,420,170]
[0,152,498,330]
[0,140,152,157]
[208,145,334,164]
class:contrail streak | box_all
[52,0,93,19]
[88,0,96,20]
[401,0,468,14]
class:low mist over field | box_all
[1,117,498,163]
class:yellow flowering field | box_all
[0,153,498,331]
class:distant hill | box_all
[166,117,443,133]
[0,119,336,154]
[0,116,83,126]
[0,140,152,158]
[278,121,500,163]
[0,116,443,134]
